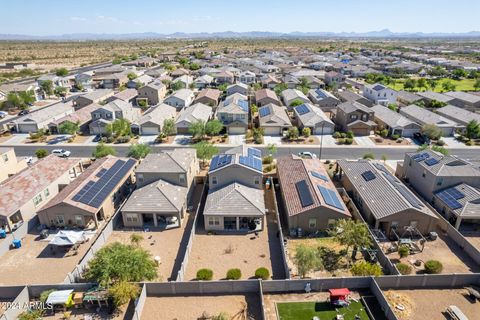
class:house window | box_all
[391,221,399,230]
[327,219,336,228]
[33,194,43,206]
[436,178,443,186]
[309,218,317,229]
[44,188,50,198]
[2,154,8,162]
[55,215,65,225]
[254,176,261,185]
[179,174,186,184]
[212,176,218,185]
[74,215,84,226]
[422,170,426,178]
[350,114,358,120]
[126,213,138,223]
[137,173,144,183]
[208,216,220,226]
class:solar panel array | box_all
[296,180,314,207]
[436,187,465,210]
[239,155,262,171]
[315,89,328,99]
[96,168,108,178]
[258,107,271,118]
[210,154,233,171]
[311,171,329,181]
[247,148,262,158]
[361,170,376,181]
[412,152,430,162]
[238,100,249,112]
[424,158,440,166]
[73,159,136,208]
[295,104,310,115]
[318,185,344,210]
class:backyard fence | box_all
[270,184,290,279]
[175,183,207,282]
[132,283,147,320]
[0,217,37,258]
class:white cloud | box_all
[70,17,87,22]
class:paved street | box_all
[4,143,480,162]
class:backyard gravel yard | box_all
[141,294,263,320]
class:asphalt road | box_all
[6,144,480,162]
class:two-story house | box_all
[363,83,398,106]
[216,93,249,134]
[89,100,141,135]
[334,101,376,135]
[137,82,167,106]
[163,89,195,111]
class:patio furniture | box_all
[329,288,351,307]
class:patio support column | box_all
[236,217,239,230]
[454,217,462,230]
[153,214,158,227]
[374,220,380,230]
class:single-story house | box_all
[175,103,212,134]
[255,89,281,107]
[294,103,335,135]
[308,88,341,110]
[136,103,176,135]
[13,101,74,133]
[436,104,480,127]
[258,103,292,135]
[371,105,422,137]
[399,104,458,136]
[164,89,195,111]
[281,89,310,108]
[226,83,249,96]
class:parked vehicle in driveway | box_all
[413,132,430,145]
[51,149,71,158]
[0,111,7,118]
[18,109,30,116]
[93,134,102,142]
[298,151,317,159]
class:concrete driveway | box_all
[354,136,376,147]
[315,134,338,147]
[442,136,466,148]
[228,134,245,145]
[138,135,157,145]
[263,135,283,145]
[173,134,192,145]
[4,134,29,144]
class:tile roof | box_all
[295,103,334,127]
[51,103,101,126]
[277,155,350,217]
[204,182,265,217]
[436,105,480,125]
[255,89,281,104]
[176,103,212,124]
[258,103,292,127]
[195,88,221,101]
[0,155,81,217]
[138,103,176,126]
[136,149,196,174]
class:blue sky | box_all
[2,0,479,35]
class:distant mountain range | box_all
[1,29,480,40]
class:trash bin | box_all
[0,229,6,239]
[12,239,21,249]
[429,231,438,241]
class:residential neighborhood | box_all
[1,1,480,319]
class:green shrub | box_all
[466,140,473,146]
[254,267,270,280]
[262,155,273,164]
[350,261,383,276]
[396,263,412,275]
[398,245,410,258]
[424,260,443,274]
[302,127,311,137]
[391,134,400,140]
[226,268,241,280]
[436,139,445,146]
[196,268,213,280]
[337,138,345,145]
[344,138,353,145]
[380,129,389,137]
[115,136,130,144]
[340,132,347,138]
[35,149,48,159]
[346,130,354,139]
[332,131,341,139]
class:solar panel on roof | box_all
[318,185,344,210]
[209,154,232,171]
[361,170,376,181]
[424,158,439,166]
[238,100,249,112]
[413,152,430,162]
[436,188,463,210]
[247,148,261,158]
[311,171,329,181]
[315,89,328,99]
[296,180,314,207]
[72,180,96,201]
[295,104,310,115]
[239,155,262,171]
[96,168,108,178]
[259,107,271,117]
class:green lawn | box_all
[277,301,370,320]
[387,78,477,92]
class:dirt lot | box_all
[0,231,92,285]
[141,294,263,320]
[263,292,365,320]
[384,289,480,320]
[185,189,285,280]
[382,230,480,274]
[106,212,194,282]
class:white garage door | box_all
[314,126,334,135]
[263,127,280,136]
[228,126,245,134]
[141,126,160,135]
[18,124,39,133]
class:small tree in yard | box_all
[422,124,442,140]
[107,118,131,137]
[55,67,69,77]
[40,80,54,96]
[329,219,372,262]
[162,118,176,136]
[58,120,79,135]
[398,245,410,258]
[127,72,137,81]
[267,143,277,156]
[289,99,304,107]
[189,120,207,140]
[35,149,48,159]
[205,119,223,137]
[466,120,480,140]
[302,127,311,137]
[171,81,185,91]
[396,263,412,275]
[254,267,270,280]
[294,244,322,278]
[194,141,218,168]
[196,268,213,280]
[286,127,299,141]
[108,281,140,307]
[226,268,242,280]
[350,261,383,276]
[93,143,117,158]
[127,143,151,159]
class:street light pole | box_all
[319,121,324,161]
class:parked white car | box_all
[0,111,8,118]
[298,151,317,159]
[51,149,71,158]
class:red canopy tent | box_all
[329,288,351,303]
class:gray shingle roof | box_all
[371,105,420,129]
[136,149,196,174]
[204,182,265,217]
[400,104,457,127]
[258,104,292,127]
[434,183,480,218]
[122,179,187,213]
[406,150,480,177]
[176,103,211,124]
[436,105,480,125]
[337,101,372,114]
